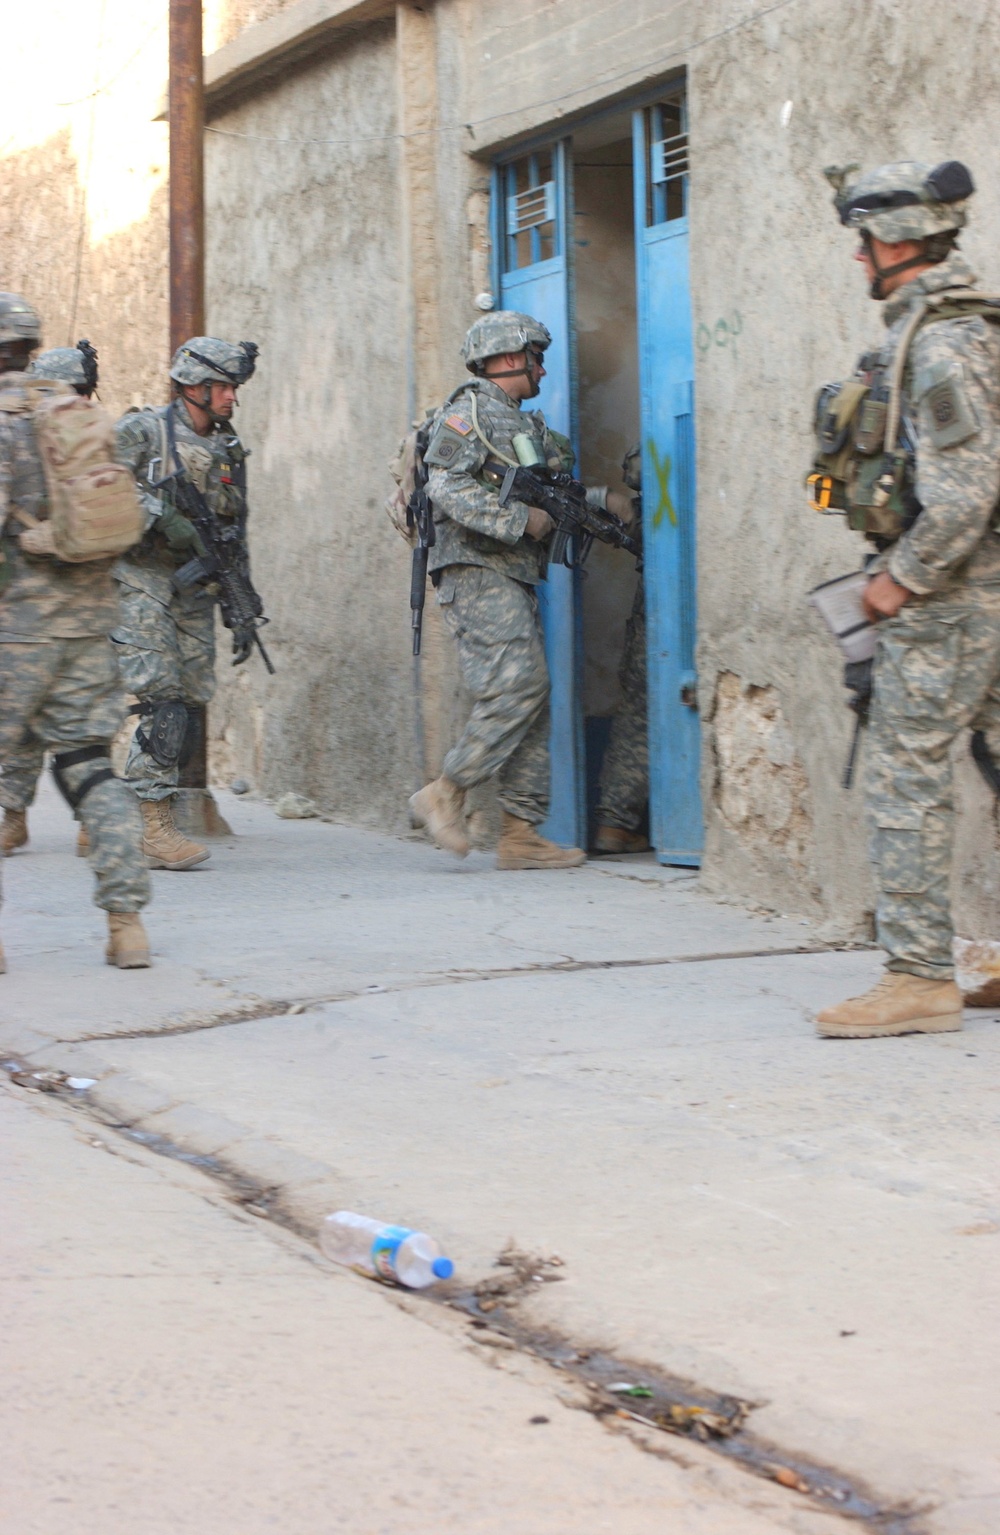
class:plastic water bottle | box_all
[320,1210,454,1289]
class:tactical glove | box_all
[231,626,254,666]
[157,504,198,550]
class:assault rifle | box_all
[154,460,275,675]
[842,658,872,790]
[407,424,434,657]
[487,459,642,569]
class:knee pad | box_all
[971,730,1000,796]
[134,699,200,768]
[51,744,115,809]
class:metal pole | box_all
[169,0,208,792]
[169,0,204,350]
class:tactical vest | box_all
[808,289,1000,541]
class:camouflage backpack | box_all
[385,412,435,547]
[0,377,143,561]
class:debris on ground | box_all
[472,1242,566,1308]
[9,1069,68,1093]
[274,792,319,819]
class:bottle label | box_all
[370,1225,411,1280]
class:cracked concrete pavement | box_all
[5,1083,864,1535]
[2,780,999,1533]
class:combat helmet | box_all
[461,311,551,375]
[621,441,642,492]
[827,160,974,296]
[169,336,259,388]
[0,293,42,363]
[28,340,99,396]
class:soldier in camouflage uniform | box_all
[0,341,101,858]
[114,337,258,870]
[0,295,151,972]
[815,162,1000,1038]
[410,311,595,868]
[594,442,650,853]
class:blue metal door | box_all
[633,95,702,865]
[491,141,583,848]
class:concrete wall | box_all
[203,19,418,827]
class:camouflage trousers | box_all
[111,579,216,802]
[436,564,550,823]
[0,735,45,812]
[867,587,1000,979]
[596,581,648,830]
[0,638,150,912]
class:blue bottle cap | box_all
[432,1256,454,1280]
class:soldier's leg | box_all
[596,596,649,833]
[0,646,58,863]
[173,585,217,744]
[496,593,551,825]
[0,736,44,854]
[867,599,1000,979]
[0,737,46,812]
[36,638,150,916]
[112,585,192,801]
[439,567,550,810]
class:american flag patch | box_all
[443,414,473,434]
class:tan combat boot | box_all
[408,776,470,857]
[0,809,28,856]
[496,812,586,870]
[76,823,90,858]
[140,798,210,870]
[106,912,151,968]
[593,825,651,854]
[816,972,963,1038]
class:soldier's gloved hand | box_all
[525,507,555,541]
[605,490,638,526]
[157,504,198,550]
[231,626,254,666]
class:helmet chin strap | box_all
[182,382,231,427]
[482,349,545,388]
[864,231,937,300]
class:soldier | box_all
[410,311,604,869]
[0,294,151,971]
[1,341,100,857]
[113,337,258,870]
[593,442,650,854]
[814,161,1000,1038]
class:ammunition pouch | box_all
[808,379,914,541]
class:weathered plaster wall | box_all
[685,0,1000,935]
[203,20,418,827]
[0,2,170,420]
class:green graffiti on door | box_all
[648,438,676,528]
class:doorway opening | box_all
[490,84,699,864]
[572,115,645,849]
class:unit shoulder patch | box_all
[424,411,484,472]
[915,358,980,450]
